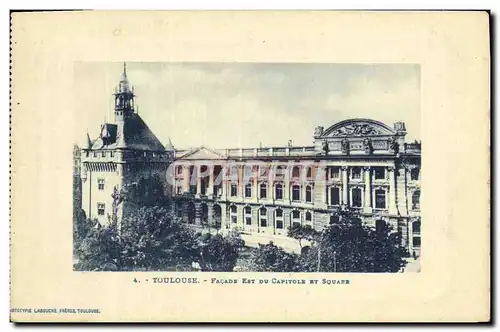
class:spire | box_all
[121,62,127,81]
[86,132,93,149]
[165,137,174,150]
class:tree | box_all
[248,241,300,272]
[198,233,241,271]
[74,220,121,271]
[287,224,319,250]
[300,209,408,272]
[121,174,169,209]
[119,206,200,271]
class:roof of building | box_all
[89,113,165,152]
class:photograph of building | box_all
[74,62,421,272]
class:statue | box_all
[388,136,399,154]
[314,126,324,137]
[363,137,373,155]
[322,140,329,154]
[341,138,350,155]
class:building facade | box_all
[80,64,172,227]
[171,119,421,256]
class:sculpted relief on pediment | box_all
[329,123,382,137]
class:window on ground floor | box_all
[244,206,252,225]
[97,203,105,216]
[351,188,362,207]
[305,211,312,222]
[412,236,421,247]
[412,220,421,235]
[330,187,340,206]
[259,207,267,227]
[275,209,283,229]
[375,189,386,209]
[230,205,237,223]
[291,210,301,227]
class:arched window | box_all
[275,209,284,229]
[275,183,283,200]
[376,219,386,232]
[305,185,312,203]
[245,183,252,198]
[260,183,267,199]
[291,210,301,227]
[176,165,183,175]
[306,166,312,179]
[230,205,237,223]
[375,189,386,209]
[292,185,301,201]
[305,211,312,222]
[244,206,252,225]
[351,188,362,207]
[292,166,301,178]
[259,207,267,227]
[412,190,420,210]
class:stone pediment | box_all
[177,146,226,160]
[319,119,396,138]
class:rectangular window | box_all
[276,219,283,229]
[330,167,340,179]
[102,151,106,157]
[260,209,267,227]
[330,187,340,206]
[305,186,312,203]
[97,203,105,216]
[110,151,114,157]
[176,186,182,195]
[231,183,238,197]
[93,151,97,157]
[213,185,220,196]
[375,189,386,209]
[245,184,252,198]
[275,184,283,200]
[97,179,105,191]
[351,188,362,207]
[231,215,237,223]
[413,237,421,247]
[260,184,267,199]
[351,167,362,180]
[292,185,301,201]
[374,167,386,180]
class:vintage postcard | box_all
[10,11,490,322]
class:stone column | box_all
[182,165,189,192]
[363,166,372,213]
[208,165,214,196]
[341,166,349,206]
[388,166,398,215]
[196,165,202,195]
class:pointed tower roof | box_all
[118,62,131,93]
[86,132,93,149]
[165,137,174,150]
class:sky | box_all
[74,62,420,149]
